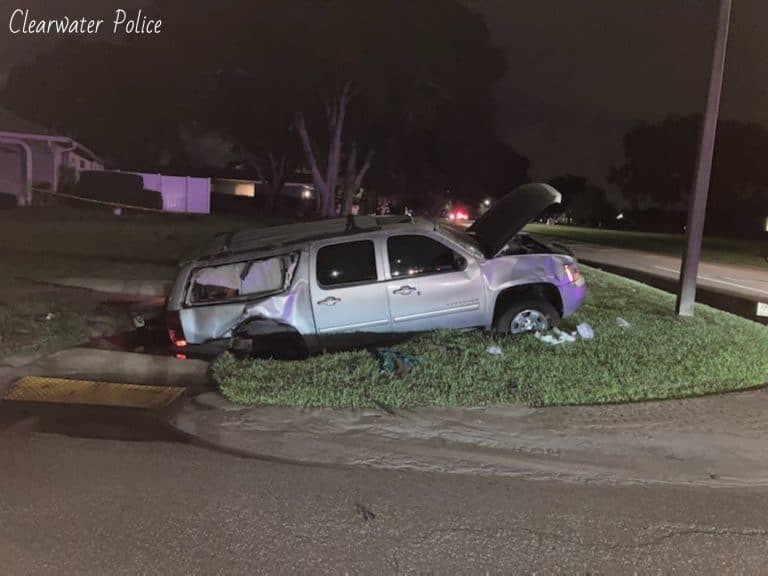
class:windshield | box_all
[437,224,486,260]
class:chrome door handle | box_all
[317,296,341,306]
[393,285,416,295]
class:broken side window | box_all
[188,252,299,304]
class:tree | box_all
[2,0,510,215]
[610,115,768,209]
[295,83,373,217]
[548,175,615,227]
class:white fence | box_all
[130,172,211,214]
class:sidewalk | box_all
[171,386,768,487]
[0,348,209,397]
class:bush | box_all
[77,171,162,210]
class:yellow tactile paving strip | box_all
[3,376,184,409]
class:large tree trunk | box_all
[295,82,373,219]
[341,142,374,215]
[257,152,287,210]
[296,112,328,216]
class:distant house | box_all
[0,107,103,205]
[213,177,314,200]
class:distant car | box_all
[449,208,469,221]
[166,183,586,357]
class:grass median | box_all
[214,265,768,408]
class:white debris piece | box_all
[552,328,576,342]
[535,329,576,346]
[486,345,503,355]
[576,322,594,340]
[617,317,631,328]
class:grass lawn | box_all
[0,279,131,360]
[0,206,279,282]
[524,223,767,269]
[0,206,280,361]
[214,265,768,408]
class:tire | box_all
[494,300,560,335]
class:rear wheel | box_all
[494,300,560,335]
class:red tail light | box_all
[167,311,187,347]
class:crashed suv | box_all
[167,183,586,357]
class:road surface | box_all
[2,406,768,574]
[542,237,768,302]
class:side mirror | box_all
[454,254,468,271]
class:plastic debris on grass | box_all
[486,345,503,355]
[617,317,631,328]
[376,348,420,377]
[535,327,578,346]
[576,322,594,340]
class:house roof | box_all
[0,107,56,136]
[0,107,102,162]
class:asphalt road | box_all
[536,236,768,302]
[2,407,768,574]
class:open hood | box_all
[468,183,561,257]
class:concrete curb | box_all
[171,388,768,487]
[1,348,210,398]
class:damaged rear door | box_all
[179,252,299,343]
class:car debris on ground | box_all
[576,322,594,340]
[535,327,578,345]
[376,348,420,377]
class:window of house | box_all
[79,159,86,169]
[387,235,461,277]
[188,252,298,304]
[316,240,377,287]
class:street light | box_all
[676,0,732,316]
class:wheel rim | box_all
[509,309,549,334]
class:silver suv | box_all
[166,183,586,357]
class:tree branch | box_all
[296,113,324,186]
[296,112,327,213]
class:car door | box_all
[311,238,391,343]
[385,234,485,332]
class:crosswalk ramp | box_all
[3,376,184,410]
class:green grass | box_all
[0,279,129,360]
[0,206,283,361]
[214,265,768,408]
[524,223,767,269]
[0,206,282,281]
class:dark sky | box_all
[2,0,766,191]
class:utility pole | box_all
[676,0,732,316]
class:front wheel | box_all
[494,300,560,335]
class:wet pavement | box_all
[0,400,188,443]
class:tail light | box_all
[167,311,187,347]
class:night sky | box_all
[1,0,766,190]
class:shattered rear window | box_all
[188,252,299,304]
